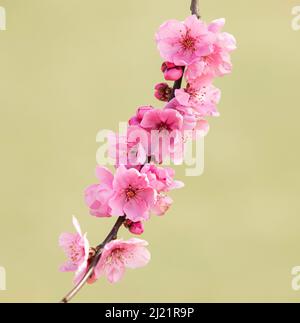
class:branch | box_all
[170,68,185,100]
[190,0,201,18]
[60,0,201,303]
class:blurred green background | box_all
[0,0,299,303]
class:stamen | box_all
[181,33,196,51]
[157,122,170,132]
[126,187,136,199]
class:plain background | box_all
[0,0,300,302]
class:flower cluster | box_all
[85,165,183,222]
[155,15,236,139]
[59,217,150,284]
[60,14,236,286]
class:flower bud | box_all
[154,83,172,102]
[161,62,183,81]
[124,220,144,235]
[161,62,177,72]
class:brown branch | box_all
[190,0,201,18]
[170,67,185,100]
[60,0,201,304]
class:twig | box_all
[59,0,201,303]
[190,0,201,19]
[170,68,185,100]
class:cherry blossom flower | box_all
[84,166,114,217]
[109,166,157,222]
[129,106,154,126]
[59,11,236,300]
[94,238,151,283]
[141,164,184,193]
[152,194,173,216]
[175,83,221,117]
[154,83,172,102]
[140,109,183,133]
[164,98,210,140]
[155,15,213,66]
[140,109,184,163]
[161,62,183,81]
[59,217,91,284]
[185,18,236,87]
[208,18,236,52]
[164,99,198,131]
[108,126,150,169]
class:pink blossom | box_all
[165,99,210,139]
[161,62,183,81]
[125,220,145,235]
[155,15,213,66]
[175,84,221,117]
[108,126,150,168]
[59,13,235,289]
[109,166,157,222]
[208,19,237,52]
[140,109,184,163]
[208,18,226,33]
[185,18,237,87]
[152,194,173,216]
[141,164,184,193]
[164,99,198,131]
[59,217,91,284]
[84,167,114,217]
[94,238,151,283]
[129,106,154,126]
[140,109,183,133]
[154,83,172,102]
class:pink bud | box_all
[164,68,183,81]
[161,62,183,81]
[154,83,172,102]
[124,220,144,235]
[161,62,177,72]
[130,221,144,235]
